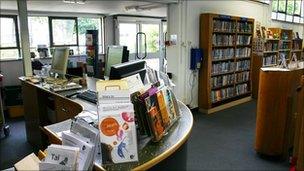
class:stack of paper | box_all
[62,118,100,170]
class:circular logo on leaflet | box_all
[99,117,119,136]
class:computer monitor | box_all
[104,45,129,77]
[50,48,69,78]
[109,60,146,81]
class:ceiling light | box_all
[63,0,86,5]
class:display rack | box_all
[199,13,254,114]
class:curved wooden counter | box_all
[20,78,194,170]
[255,68,304,157]
[44,101,193,171]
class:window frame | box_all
[272,0,304,24]
[49,16,79,47]
[0,14,21,58]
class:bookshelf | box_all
[199,13,254,114]
[251,28,303,98]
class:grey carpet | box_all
[187,100,289,170]
[0,101,289,170]
[0,117,36,170]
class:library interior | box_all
[1,0,304,170]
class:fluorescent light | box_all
[63,0,86,5]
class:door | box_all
[115,17,166,72]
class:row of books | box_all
[236,83,249,95]
[237,22,253,33]
[235,71,250,83]
[212,48,234,60]
[132,85,180,142]
[211,61,235,75]
[210,74,235,88]
[213,19,236,32]
[293,41,302,50]
[265,42,279,51]
[263,55,276,66]
[212,34,234,46]
[236,35,252,45]
[211,87,235,103]
[210,71,250,88]
[236,47,251,58]
[280,42,290,49]
[236,60,250,71]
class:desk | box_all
[255,68,304,158]
[20,78,193,170]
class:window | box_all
[77,17,102,54]
[119,23,137,53]
[28,16,50,54]
[0,15,20,60]
[49,17,78,46]
[272,0,304,23]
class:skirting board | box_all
[199,96,252,114]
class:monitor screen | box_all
[104,46,128,77]
[51,48,69,77]
[109,60,146,81]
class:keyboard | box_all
[77,90,97,104]
[49,83,82,92]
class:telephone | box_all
[190,48,203,70]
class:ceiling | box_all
[0,0,174,17]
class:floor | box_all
[0,100,289,170]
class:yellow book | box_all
[157,91,171,127]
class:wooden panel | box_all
[54,96,82,122]
[294,76,304,171]
[255,69,304,157]
[22,82,43,148]
[251,53,263,99]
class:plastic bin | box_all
[4,86,23,106]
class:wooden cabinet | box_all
[255,68,304,157]
[199,13,254,114]
[54,96,82,122]
[21,80,83,148]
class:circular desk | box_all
[44,101,193,171]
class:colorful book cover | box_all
[145,95,165,142]
[98,103,138,164]
[162,88,178,121]
[156,91,170,128]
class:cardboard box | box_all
[14,153,40,171]
[8,105,24,118]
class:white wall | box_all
[0,60,24,86]
[166,0,304,108]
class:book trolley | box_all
[199,13,254,114]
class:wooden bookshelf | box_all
[251,28,303,98]
[198,13,254,114]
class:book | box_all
[145,94,165,142]
[43,144,79,170]
[62,131,94,171]
[156,90,171,128]
[98,103,138,164]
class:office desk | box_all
[20,78,193,170]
